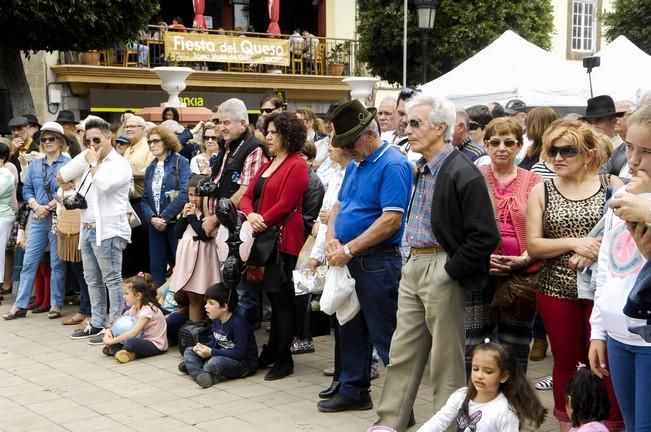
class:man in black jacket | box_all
[374,94,499,432]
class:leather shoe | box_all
[2,308,27,320]
[264,360,293,381]
[257,344,275,369]
[319,380,340,399]
[317,392,373,413]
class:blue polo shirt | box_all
[335,142,413,246]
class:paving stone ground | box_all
[0,300,557,431]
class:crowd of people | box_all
[1,88,651,432]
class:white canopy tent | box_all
[589,36,651,104]
[420,30,590,107]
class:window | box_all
[572,0,595,52]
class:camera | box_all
[63,193,88,210]
[582,56,600,71]
[196,180,219,198]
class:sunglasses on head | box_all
[548,145,578,158]
[487,138,518,148]
[40,136,58,143]
[468,121,484,131]
[398,87,421,102]
[260,108,275,114]
[84,137,102,145]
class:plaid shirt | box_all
[404,144,454,248]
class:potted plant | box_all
[80,50,100,65]
[327,43,349,76]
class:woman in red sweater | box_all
[240,112,309,381]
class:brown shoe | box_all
[115,350,136,363]
[530,338,548,361]
[2,307,27,320]
[62,313,87,326]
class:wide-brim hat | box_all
[579,95,625,120]
[39,121,66,139]
[331,100,377,148]
[55,110,78,125]
[324,103,341,121]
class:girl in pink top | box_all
[566,366,610,432]
[102,273,168,363]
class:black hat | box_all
[504,99,527,115]
[331,100,377,148]
[55,110,78,125]
[22,114,41,127]
[7,116,29,128]
[623,261,651,342]
[579,95,625,120]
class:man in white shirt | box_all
[378,97,399,144]
[58,117,133,344]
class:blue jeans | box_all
[339,251,401,399]
[608,336,651,432]
[108,337,164,358]
[70,261,91,316]
[81,228,127,329]
[148,224,178,287]
[183,347,251,380]
[15,217,66,309]
[236,278,262,325]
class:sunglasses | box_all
[210,118,221,125]
[468,122,484,131]
[84,137,102,145]
[398,87,421,102]
[147,138,162,145]
[487,139,518,148]
[408,119,426,129]
[548,145,579,158]
[260,108,276,114]
[40,136,58,143]
[203,135,218,141]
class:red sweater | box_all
[240,153,308,256]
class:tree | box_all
[0,0,159,116]
[357,0,553,86]
[602,0,651,54]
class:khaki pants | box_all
[376,251,466,431]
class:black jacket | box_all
[302,170,325,239]
[429,150,500,292]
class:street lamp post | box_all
[414,0,439,85]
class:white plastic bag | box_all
[293,266,327,295]
[336,289,360,325]
[320,266,356,315]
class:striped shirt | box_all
[404,144,455,248]
[457,137,486,162]
[530,161,556,180]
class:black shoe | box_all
[317,392,373,413]
[178,361,188,374]
[319,380,340,399]
[264,360,293,381]
[257,344,275,369]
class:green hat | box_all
[331,100,377,148]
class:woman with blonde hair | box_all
[296,107,326,144]
[527,120,624,431]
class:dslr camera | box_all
[196,180,219,198]
[63,193,88,210]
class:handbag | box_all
[245,208,297,281]
[56,208,81,262]
[491,271,539,321]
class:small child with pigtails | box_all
[101,273,168,363]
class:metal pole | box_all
[588,71,594,98]
[421,29,428,84]
[403,0,407,88]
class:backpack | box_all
[177,321,212,355]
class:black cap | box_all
[504,99,527,115]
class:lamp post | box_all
[414,0,439,85]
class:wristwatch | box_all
[343,244,354,258]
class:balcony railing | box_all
[59,26,362,77]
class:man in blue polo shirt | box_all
[317,100,413,413]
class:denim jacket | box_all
[141,152,191,223]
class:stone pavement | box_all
[0,302,557,432]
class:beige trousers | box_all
[376,251,466,431]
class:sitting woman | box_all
[141,127,191,287]
[465,117,542,374]
[240,112,309,381]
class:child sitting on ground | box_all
[178,283,258,388]
[102,273,168,363]
[566,365,610,432]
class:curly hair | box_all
[162,107,180,122]
[566,367,610,427]
[542,119,608,171]
[148,126,182,154]
[263,112,307,153]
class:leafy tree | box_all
[602,0,651,54]
[0,0,159,115]
[357,0,553,86]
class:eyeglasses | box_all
[210,118,221,125]
[147,138,162,145]
[398,87,421,102]
[40,136,58,143]
[468,122,484,131]
[487,139,519,148]
[409,119,430,129]
[124,124,143,129]
[203,135,218,141]
[260,108,276,114]
[84,137,102,145]
[548,145,579,158]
